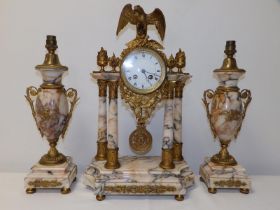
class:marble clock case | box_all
[84,156,194,199]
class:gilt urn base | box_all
[24,157,77,194]
[199,157,251,194]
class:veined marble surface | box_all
[210,90,243,141]
[210,70,246,142]
[215,72,244,87]
[98,96,107,143]
[199,158,250,190]
[38,68,65,86]
[173,98,182,143]
[83,156,194,196]
[91,72,120,81]
[35,88,68,140]
[25,157,77,190]
[162,99,174,149]
[30,161,70,173]
[167,72,191,82]
[108,98,118,149]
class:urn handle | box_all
[61,88,79,138]
[202,89,217,138]
[25,86,44,137]
[240,89,252,119]
[234,89,252,138]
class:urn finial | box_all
[167,54,175,71]
[97,47,109,71]
[175,49,186,72]
[109,53,120,72]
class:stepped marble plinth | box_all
[199,158,251,194]
[83,156,194,201]
[24,157,77,194]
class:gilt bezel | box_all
[120,47,166,95]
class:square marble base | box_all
[24,157,77,194]
[83,156,194,201]
[199,157,251,194]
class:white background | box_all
[0,0,279,175]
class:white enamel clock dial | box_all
[121,48,166,94]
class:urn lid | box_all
[35,35,68,71]
[214,40,245,73]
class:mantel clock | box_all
[84,4,194,201]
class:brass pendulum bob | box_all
[129,123,152,155]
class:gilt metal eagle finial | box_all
[116,4,166,41]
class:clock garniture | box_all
[83,4,194,201]
[25,36,78,194]
[200,41,252,194]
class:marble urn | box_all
[200,41,252,194]
[24,35,78,194]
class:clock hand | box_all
[141,69,152,85]
[144,70,160,77]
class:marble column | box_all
[105,80,120,169]
[162,98,174,149]
[95,79,108,161]
[160,81,175,169]
[173,98,182,143]
[173,81,185,161]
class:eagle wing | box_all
[116,4,136,36]
[147,8,166,40]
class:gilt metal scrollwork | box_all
[240,89,252,120]
[25,86,43,137]
[202,89,216,138]
[235,89,252,138]
[61,88,79,138]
